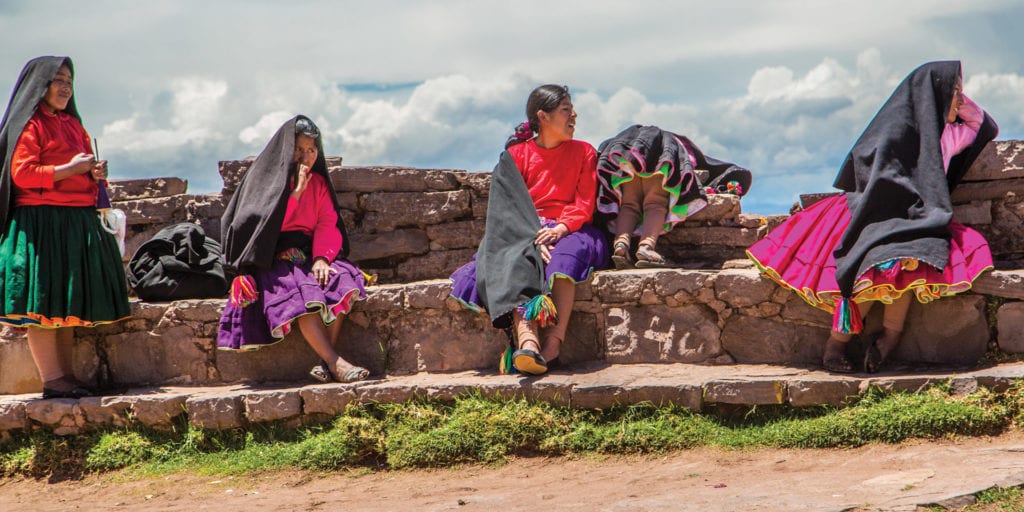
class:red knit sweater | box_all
[11,106,97,207]
[508,139,598,233]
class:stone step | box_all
[3,361,1022,434]
[3,266,1024,394]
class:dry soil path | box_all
[5,431,1024,511]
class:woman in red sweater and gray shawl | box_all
[0,56,130,399]
[450,84,609,375]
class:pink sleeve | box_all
[957,94,983,131]
[940,96,983,173]
[311,175,343,261]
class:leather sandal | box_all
[41,377,93,399]
[309,361,332,383]
[611,240,633,269]
[336,366,370,383]
[635,245,668,268]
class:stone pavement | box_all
[2,361,1023,435]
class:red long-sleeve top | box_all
[280,172,343,262]
[507,139,598,233]
[11,106,97,207]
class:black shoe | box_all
[41,377,94,399]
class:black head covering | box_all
[0,56,78,231]
[220,115,350,274]
[831,60,998,297]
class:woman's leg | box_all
[877,294,911,359]
[636,176,670,259]
[615,178,644,241]
[638,176,669,244]
[328,313,345,347]
[56,327,75,378]
[513,311,542,354]
[512,310,548,374]
[27,327,63,384]
[297,313,366,381]
[822,301,875,373]
[612,178,644,266]
[542,277,575,362]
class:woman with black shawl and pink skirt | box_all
[449,84,609,375]
[218,116,369,383]
[747,61,998,374]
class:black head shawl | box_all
[220,115,350,274]
[0,56,79,231]
[831,61,998,298]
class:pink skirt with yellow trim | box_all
[746,194,992,315]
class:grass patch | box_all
[1,382,1021,479]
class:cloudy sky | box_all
[2,0,1023,214]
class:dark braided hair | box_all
[505,84,570,149]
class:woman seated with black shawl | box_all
[218,116,369,383]
[450,84,609,375]
[747,61,998,373]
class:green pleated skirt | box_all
[0,205,130,328]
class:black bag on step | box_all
[127,223,228,301]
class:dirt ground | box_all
[4,432,1024,512]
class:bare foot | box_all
[822,335,854,373]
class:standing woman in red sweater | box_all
[450,84,609,375]
[0,56,130,398]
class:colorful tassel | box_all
[499,345,515,375]
[516,294,557,328]
[277,247,306,265]
[832,297,863,335]
[230,275,258,308]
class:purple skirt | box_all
[218,257,366,350]
[449,223,609,313]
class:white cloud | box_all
[239,111,293,145]
[100,77,228,152]
[3,1,1016,214]
[966,73,1024,130]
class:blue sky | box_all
[2,0,1023,214]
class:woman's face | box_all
[538,97,576,143]
[293,134,318,168]
[947,77,964,123]
[42,65,73,113]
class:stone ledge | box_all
[2,266,1016,394]
[2,361,1021,434]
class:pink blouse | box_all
[280,172,343,262]
[940,94,984,173]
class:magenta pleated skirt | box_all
[746,194,992,314]
[218,256,366,350]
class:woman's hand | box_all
[535,223,569,246]
[291,164,312,200]
[311,257,336,287]
[90,160,108,181]
[538,243,554,264]
[69,153,95,174]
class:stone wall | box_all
[952,140,1024,265]
[4,141,1024,396]
[2,266,1015,394]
